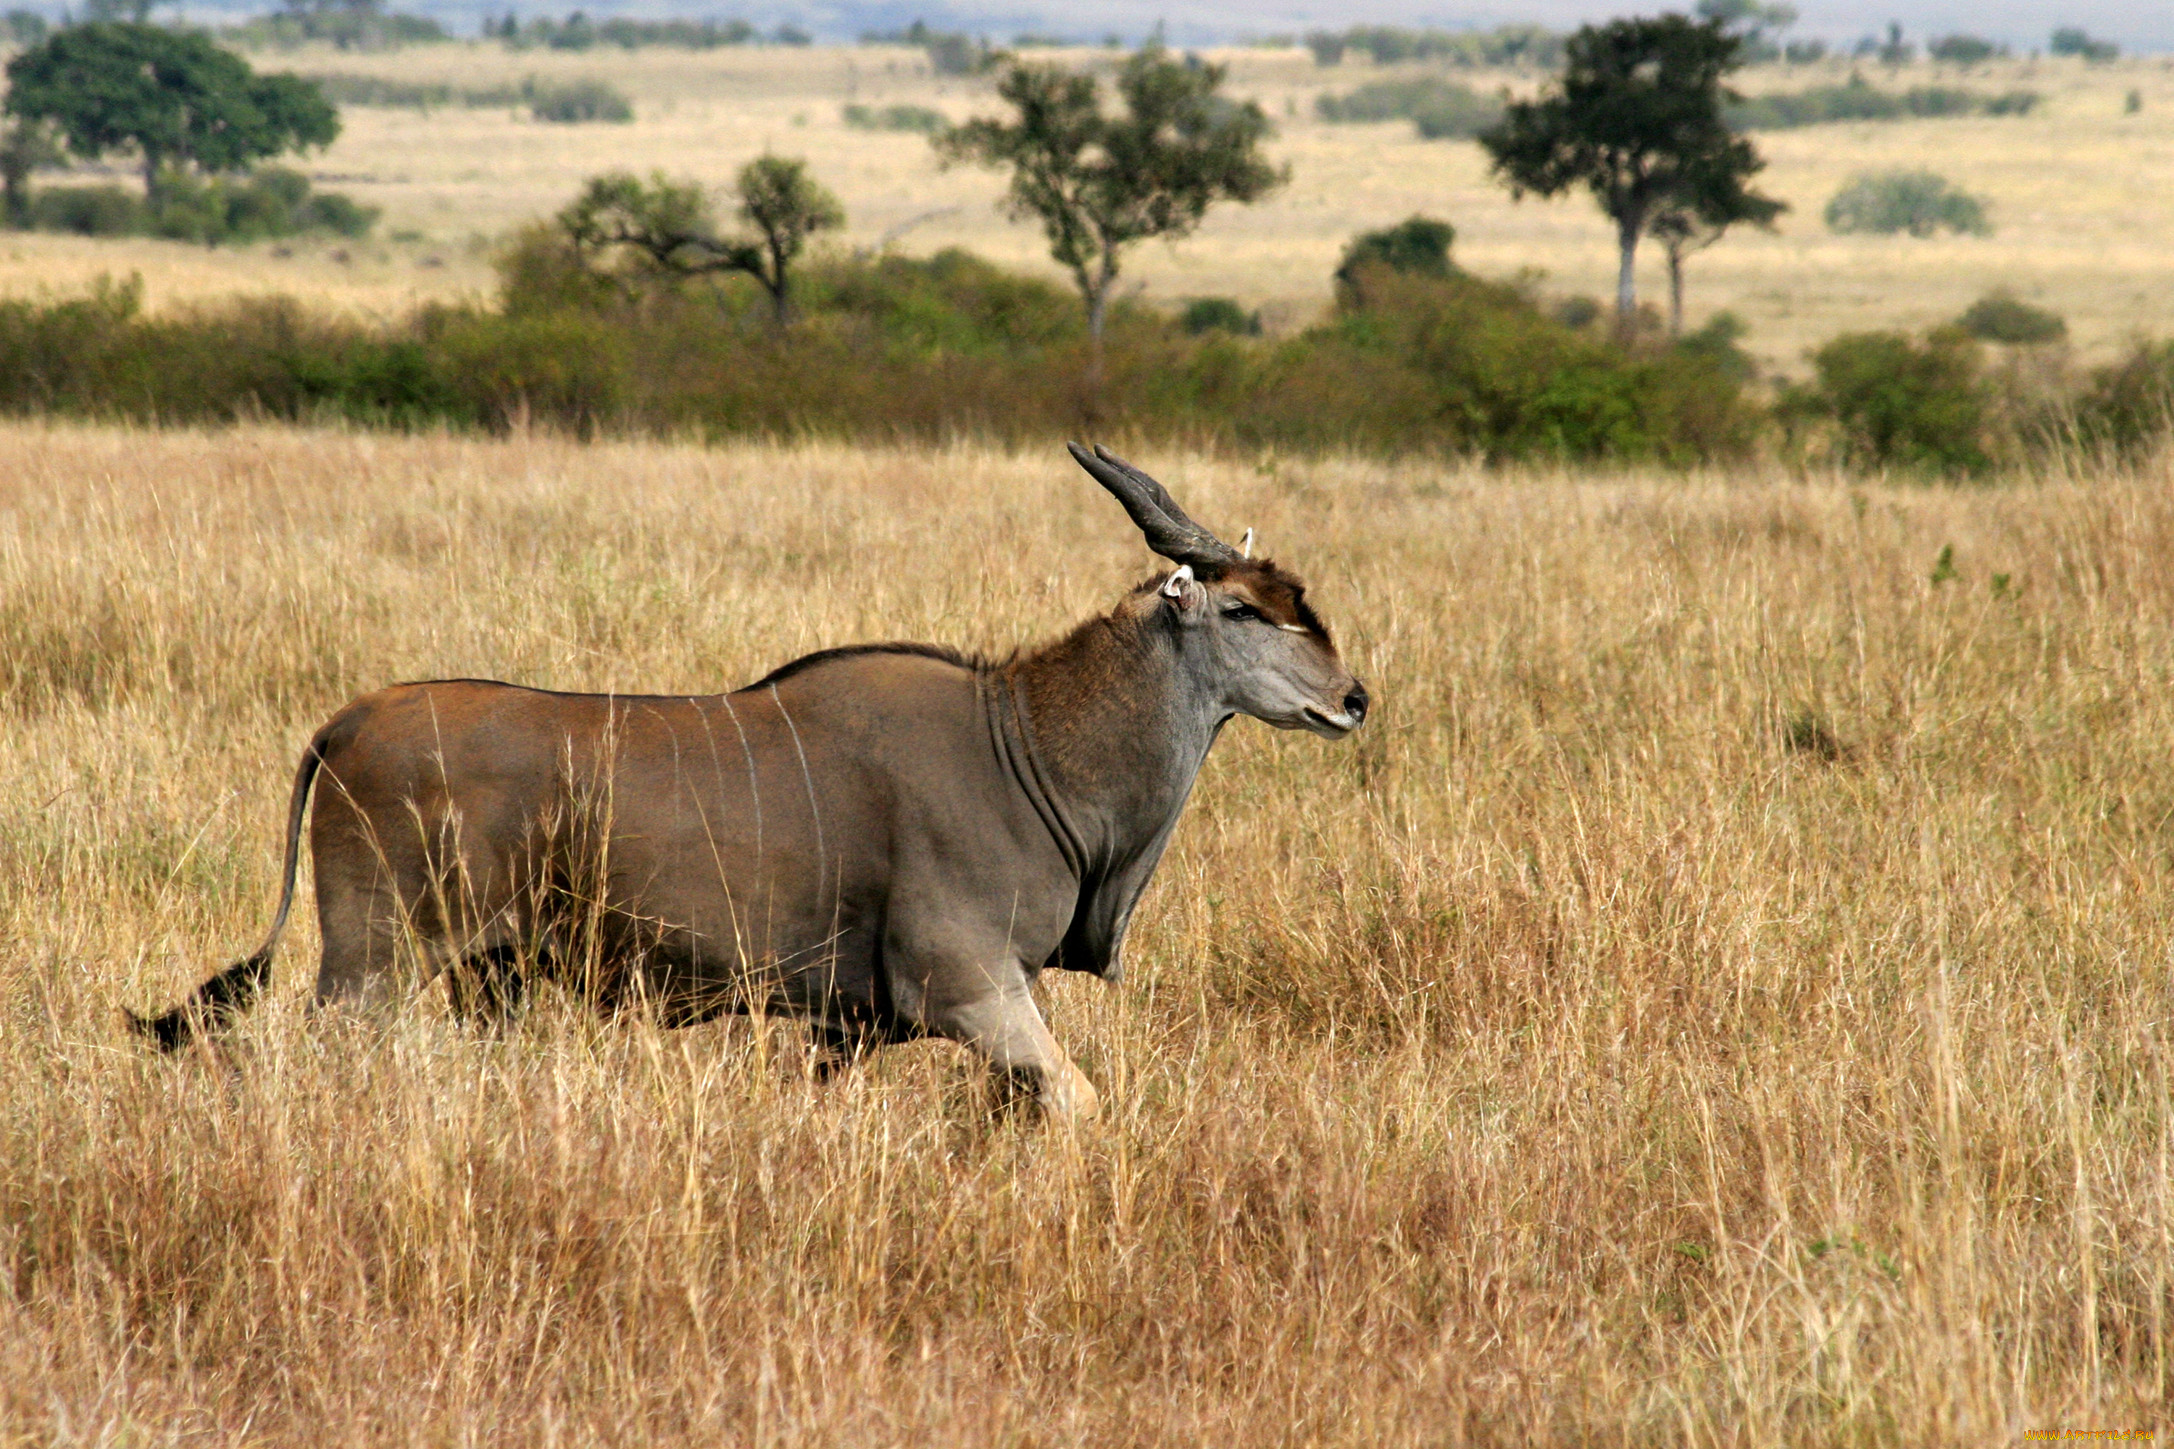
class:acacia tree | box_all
[0,121,64,227]
[734,156,845,324]
[1479,15,1779,333]
[936,45,1283,395]
[1649,156,1785,335]
[559,156,841,325]
[4,23,336,209]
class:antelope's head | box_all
[1069,443,1369,738]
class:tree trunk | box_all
[1082,252,1116,427]
[767,238,790,327]
[142,151,162,212]
[1615,221,1638,335]
[1667,243,1685,338]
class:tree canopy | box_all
[4,23,338,205]
[1479,15,1780,331]
[559,157,842,324]
[936,44,1283,376]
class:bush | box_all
[1315,77,1504,138]
[1241,269,1756,464]
[2050,27,2118,61]
[1825,171,1991,237]
[221,7,446,50]
[2071,342,2174,461]
[527,78,632,123]
[15,168,377,245]
[310,73,525,108]
[1676,311,1757,383]
[4,8,47,45]
[1302,24,1561,68]
[1927,34,2004,64]
[0,243,1754,466]
[27,185,141,236]
[492,15,756,49]
[1334,216,1456,302]
[1789,328,1989,474]
[841,104,946,134]
[1180,298,1259,336]
[1726,77,2039,129]
[1957,292,2066,346]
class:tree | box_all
[1824,170,1988,237]
[0,120,63,228]
[733,156,845,324]
[1695,0,1798,60]
[4,24,337,209]
[1649,154,1784,336]
[559,156,842,325]
[936,44,1283,396]
[1479,15,1779,333]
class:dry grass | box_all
[2,44,2171,370]
[3,420,2172,1442]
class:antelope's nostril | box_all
[1343,682,1369,722]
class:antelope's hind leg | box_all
[447,944,528,1030]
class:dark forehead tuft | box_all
[1224,559,1331,640]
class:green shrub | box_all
[841,104,947,134]
[1315,77,1503,138]
[1825,170,1991,237]
[0,247,1753,466]
[308,73,525,108]
[4,9,48,45]
[1789,328,1989,474]
[1927,34,2004,64]
[2050,27,2118,62]
[1239,269,1756,464]
[305,190,379,238]
[18,168,378,246]
[27,185,141,236]
[221,7,447,50]
[527,78,632,123]
[1334,216,1456,303]
[1676,311,1757,382]
[1727,78,2037,129]
[2071,342,2174,461]
[1180,298,1259,336]
[1302,24,1561,68]
[492,15,757,49]
[1957,292,2066,345]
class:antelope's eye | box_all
[1220,601,1263,623]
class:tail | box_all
[130,730,330,1052]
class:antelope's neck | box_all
[1001,615,1221,876]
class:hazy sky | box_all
[171,0,2171,52]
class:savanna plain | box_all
[3,42,2173,372]
[2,423,2171,1443]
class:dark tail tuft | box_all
[128,949,274,1052]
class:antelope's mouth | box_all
[1301,706,1361,738]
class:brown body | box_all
[134,447,1368,1118]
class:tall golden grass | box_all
[2,421,2170,1441]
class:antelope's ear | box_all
[1239,528,1255,558]
[1160,564,1207,618]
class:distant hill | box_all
[165,0,2171,51]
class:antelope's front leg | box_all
[933,979,1101,1123]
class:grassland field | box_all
[3,24,2174,1445]
[2,422,2172,1441]
[0,44,2171,375]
